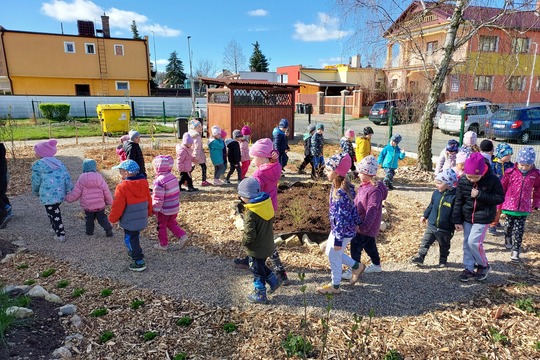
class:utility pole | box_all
[187,35,196,117]
[527,42,538,107]
[152,31,158,73]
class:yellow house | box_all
[0,16,151,96]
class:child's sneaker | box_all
[341,268,352,280]
[317,284,341,295]
[247,289,268,304]
[187,187,199,192]
[364,264,382,273]
[213,179,223,186]
[410,255,424,265]
[129,261,146,272]
[510,250,520,262]
[178,235,189,250]
[224,179,231,184]
[106,229,114,237]
[438,262,447,268]
[350,263,366,285]
[154,243,168,251]
[459,269,475,282]
[474,265,491,281]
[55,235,66,243]
[234,257,249,269]
[201,181,211,187]
[277,271,290,286]
[504,237,513,249]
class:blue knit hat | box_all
[517,147,536,165]
[113,159,139,174]
[316,123,324,130]
[391,134,402,144]
[494,142,513,159]
[446,139,459,152]
[82,159,97,173]
[279,118,289,129]
[238,177,261,199]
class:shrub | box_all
[176,316,193,327]
[38,103,71,122]
[57,280,69,288]
[99,331,115,343]
[223,322,237,333]
[100,288,113,297]
[281,333,313,358]
[489,326,509,345]
[384,349,404,360]
[72,288,85,298]
[515,298,536,314]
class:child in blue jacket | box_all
[208,126,226,185]
[272,118,290,173]
[377,134,405,190]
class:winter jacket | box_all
[189,129,206,165]
[378,144,405,169]
[123,141,146,177]
[493,160,514,180]
[243,192,275,259]
[303,132,313,156]
[239,140,250,162]
[340,137,356,162]
[452,171,504,225]
[424,188,456,232]
[176,144,194,173]
[435,149,457,174]
[208,138,224,166]
[226,139,241,164]
[355,136,371,162]
[109,174,152,231]
[116,145,127,162]
[329,183,362,247]
[272,127,289,154]
[355,181,388,238]
[31,157,73,205]
[253,161,282,212]
[152,161,180,216]
[65,172,112,211]
[310,133,324,157]
[501,167,540,213]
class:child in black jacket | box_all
[225,130,242,183]
[124,130,146,178]
[298,124,316,176]
[411,168,457,267]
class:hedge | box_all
[38,103,71,121]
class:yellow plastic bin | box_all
[96,104,131,134]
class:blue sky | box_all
[0,0,365,74]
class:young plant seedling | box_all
[17,263,29,270]
[384,349,404,360]
[100,288,113,297]
[223,322,237,333]
[143,331,158,342]
[176,316,193,327]
[71,288,85,298]
[99,331,115,343]
[173,352,187,360]
[130,299,145,310]
[90,308,108,317]
[281,332,313,358]
[40,268,56,278]
[57,280,69,288]
[23,279,36,286]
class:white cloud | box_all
[41,0,180,37]
[293,13,350,42]
[156,59,169,66]
[319,57,343,67]
[248,9,268,17]
[248,27,270,32]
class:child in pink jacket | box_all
[501,147,540,261]
[152,155,189,251]
[116,135,130,162]
[240,125,251,179]
[188,119,210,187]
[66,159,113,237]
[176,132,198,192]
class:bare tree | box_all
[195,58,218,78]
[223,39,246,74]
[336,0,530,170]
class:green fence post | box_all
[162,101,166,125]
[459,106,466,146]
[388,106,394,141]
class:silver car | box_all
[438,100,496,135]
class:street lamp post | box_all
[187,35,196,117]
[152,31,157,73]
[527,41,538,107]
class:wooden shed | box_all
[200,77,300,141]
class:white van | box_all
[438,100,497,135]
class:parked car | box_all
[485,106,540,144]
[438,100,498,135]
[432,103,446,129]
[368,99,413,125]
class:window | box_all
[451,75,460,92]
[409,81,418,90]
[115,81,130,91]
[474,75,493,91]
[478,36,498,52]
[512,38,530,53]
[391,79,398,88]
[507,76,525,91]
[114,44,124,56]
[375,81,381,89]
[426,41,438,55]
[75,84,90,96]
[64,42,75,53]
[85,43,95,54]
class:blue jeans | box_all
[312,155,324,169]
[124,229,144,262]
[249,257,272,291]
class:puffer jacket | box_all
[435,148,457,174]
[152,158,180,216]
[272,127,289,154]
[65,172,112,211]
[378,144,405,169]
[355,136,371,162]
[452,171,504,225]
[123,141,146,177]
[355,181,388,238]
[31,157,73,205]
[501,166,540,213]
[424,188,456,232]
[493,160,514,180]
[310,133,324,156]
[208,138,224,165]
[109,174,152,231]
[189,129,206,165]
[176,144,194,173]
[226,139,241,164]
[239,140,250,162]
[329,183,362,246]
[253,161,282,212]
[303,132,313,156]
[243,192,275,259]
[340,137,356,162]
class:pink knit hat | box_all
[221,129,227,139]
[34,139,58,158]
[182,132,193,145]
[456,151,468,165]
[241,125,252,136]
[464,152,486,175]
[325,153,352,177]
[120,135,130,143]
[249,138,274,158]
[345,129,355,138]
[463,131,477,147]
[152,155,174,174]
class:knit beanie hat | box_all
[152,155,174,174]
[241,125,252,136]
[435,168,457,187]
[358,155,378,176]
[517,146,536,165]
[221,129,227,139]
[446,139,459,152]
[279,118,289,129]
[456,151,468,165]
[494,143,513,159]
[129,130,140,141]
[237,177,261,199]
[113,159,139,174]
[182,132,193,145]
[233,129,243,139]
[34,139,57,158]
[363,126,374,135]
[316,123,325,130]
[463,131,477,146]
[189,119,202,130]
[307,124,316,133]
[211,126,221,137]
[345,129,355,138]
[464,152,486,175]
[325,152,352,177]
[249,138,274,158]
[82,159,97,173]
[120,135,130,143]
[391,134,402,144]
[480,139,494,152]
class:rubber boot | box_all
[247,289,268,304]
[267,272,281,294]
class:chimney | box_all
[350,54,362,68]
[101,13,110,38]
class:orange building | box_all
[0,16,151,96]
